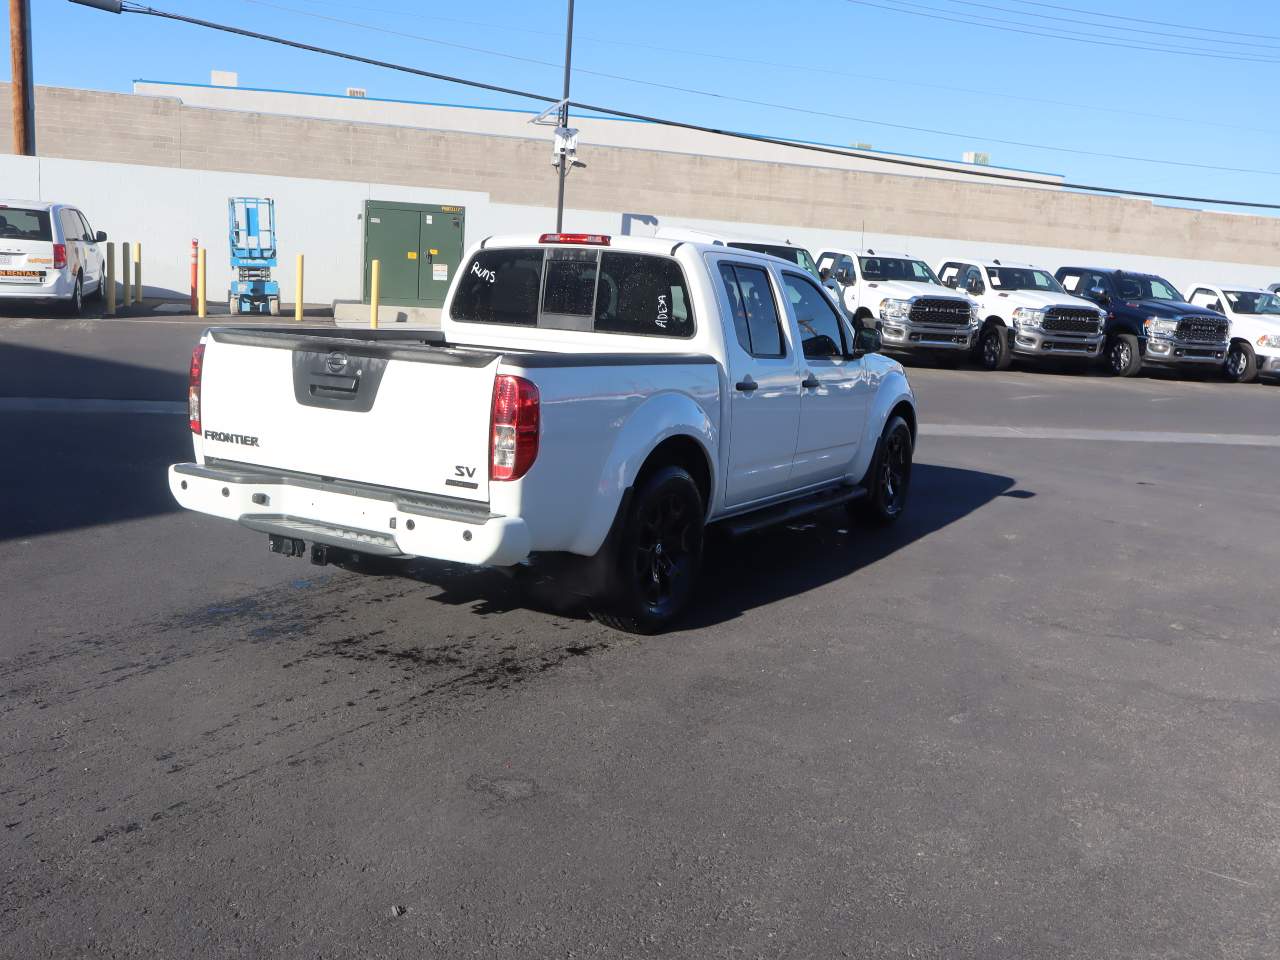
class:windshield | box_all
[0,207,52,241]
[859,257,939,284]
[1225,290,1280,315]
[988,267,1064,293]
[729,243,820,279]
[1116,274,1183,302]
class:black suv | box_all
[1054,267,1228,377]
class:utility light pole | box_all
[8,0,35,155]
[554,0,575,232]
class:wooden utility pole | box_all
[9,0,35,155]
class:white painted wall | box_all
[3,154,1275,309]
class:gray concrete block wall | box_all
[2,83,1276,294]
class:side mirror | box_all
[818,266,831,281]
[852,326,882,357]
[942,276,958,289]
[1088,286,1110,305]
[965,277,984,295]
[833,266,852,285]
[95,230,108,243]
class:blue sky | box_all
[15,0,1280,213]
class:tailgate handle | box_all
[309,373,359,396]
[292,350,388,412]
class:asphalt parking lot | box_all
[2,314,1278,959]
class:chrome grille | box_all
[1178,315,1228,343]
[909,298,970,325]
[1042,307,1101,335]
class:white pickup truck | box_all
[815,248,979,361]
[937,258,1106,370]
[170,233,918,632]
[1186,282,1280,383]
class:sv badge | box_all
[454,466,476,478]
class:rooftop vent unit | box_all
[210,70,238,88]
[963,151,991,166]
[346,87,367,98]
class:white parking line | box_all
[923,424,1280,447]
[0,398,186,415]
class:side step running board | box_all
[719,485,868,538]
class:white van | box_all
[0,200,108,315]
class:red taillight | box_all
[53,243,67,269]
[490,375,539,481]
[538,233,610,246]
[188,343,205,434]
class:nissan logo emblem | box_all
[326,351,349,374]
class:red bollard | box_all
[189,238,199,312]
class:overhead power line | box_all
[844,0,1280,64]
[269,0,1274,135]
[922,0,1280,51]
[82,3,1280,211]
[238,0,1280,177]
[1003,0,1280,43]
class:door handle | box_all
[734,379,758,393]
[801,374,821,389]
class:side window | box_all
[719,263,784,358]
[836,256,856,282]
[1059,271,1082,293]
[939,262,962,287]
[782,272,847,360]
[595,252,693,338]
[59,209,83,242]
[962,266,985,295]
[76,211,95,241]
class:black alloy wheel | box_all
[856,415,914,525]
[593,465,705,634]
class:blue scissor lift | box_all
[228,197,280,315]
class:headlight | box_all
[1257,334,1280,348]
[879,298,911,322]
[1144,317,1178,338]
[1011,307,1045,329]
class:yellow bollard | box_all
[295,253,304,323]
[369,258,380,329]
[197,247,207,319]
[121,241,132,307]
[133,242,142,306]
[105,242,116,316]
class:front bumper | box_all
[168,461,531,567]
[880,320,976,352]
[1010,327,1104,359]
[1142,338,1227,366]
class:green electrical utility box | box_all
[363,200,465,308]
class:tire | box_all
[854,415,914,526]
[1224,340,1258,384]
[590,465,705,634]
[64,273,84,317]
[91,265,107,302]
[1106,334,1141,377]
[979,324,1012,371]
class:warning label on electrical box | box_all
[433,263,448,282]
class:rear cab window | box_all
[0,207,52,241]
[451,246,694,338]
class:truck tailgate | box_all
[198,332,497,503]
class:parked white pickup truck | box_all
[937,258,1106,370]
[815,248,979,360]
[1186,282,1280,383]
[170,233,918,632]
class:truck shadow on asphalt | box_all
[406,463,1022,629]
[0,342,191,543]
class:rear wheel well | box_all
[635,435,712,510]
[984,315,1004,329]
[854,307,874,321]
